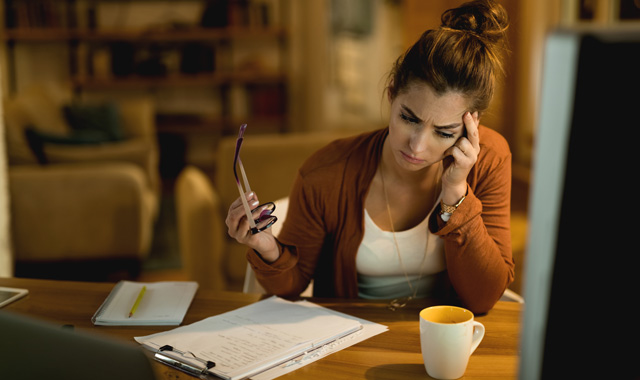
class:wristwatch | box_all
[440,195,466,215]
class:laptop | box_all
[0,310,157,380]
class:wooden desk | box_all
[0,277,521,379]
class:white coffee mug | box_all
[419,305,485,379]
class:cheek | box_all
[424,139,450,156]
[434,137,458,157]
[416,136,459,163]
[387,122,409,146]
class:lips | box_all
[401,151,426,164]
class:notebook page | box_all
[95,281,197,324]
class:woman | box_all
[227,0,514,314]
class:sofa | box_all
[3,83,159,279]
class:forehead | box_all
[394,83,470,122]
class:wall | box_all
[288,0,404,133]
[324,0,403,131]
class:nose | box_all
[409,129,429,153]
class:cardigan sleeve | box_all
[430,147,514,314]
[246,169,327,297]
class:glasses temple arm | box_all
[234,124,257,230]
[238,158,252,194]
[234,157,257,229]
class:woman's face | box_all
[387,82,471,172]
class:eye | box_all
[400,112,420,125]
[435,130,456,139]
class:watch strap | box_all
[440,195,466,215]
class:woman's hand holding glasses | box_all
[225,125,281,263]
[226,192,281,262]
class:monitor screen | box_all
[519,27,639,379]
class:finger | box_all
[441,151,455,172]
[454,138,474,156]
[229,193,247,209]
[227,208,253,240]
[227,195,258,232]
[226,204,245,234]
[449,146,471,164]
[464,111,480,149]
[229,193,260,214]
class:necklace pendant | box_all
[387,296,413,311]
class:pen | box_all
[128,286,147,318]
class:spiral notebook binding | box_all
[90,281,125,323]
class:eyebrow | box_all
[434,123,463,130]
[401,105,422,122]
[401,105,463,130]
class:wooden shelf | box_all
[71,71,287,89]
[1,27,73,41]
[1,26,287,42]
[3,0,291,176]
[156,115,286,134]
[3,0,290,142]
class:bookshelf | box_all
[2,0,290,136]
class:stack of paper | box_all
[135,296,388,380]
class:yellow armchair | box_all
[3,83,160,278]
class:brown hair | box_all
[387,0,509,113]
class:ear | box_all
[386,79,395,103]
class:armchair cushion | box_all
[42,138,159,200]
[23,102,125,164]
[4,84,156,164]
[3,84,71,165]
[4,85,160,200]
[175,166,225,290]
[63,101,124,141]
[9,162,155,262]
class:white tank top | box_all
[356,206,446,299]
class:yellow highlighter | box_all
[128,286,147,318]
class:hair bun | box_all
[441,0,509,44]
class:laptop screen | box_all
[0,310,157,380]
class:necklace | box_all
[380,162,441,311]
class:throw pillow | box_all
[63,102,124,142]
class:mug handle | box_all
[470,321,485,355]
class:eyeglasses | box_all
[234,124,277,234]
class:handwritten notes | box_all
[135,297,381,380]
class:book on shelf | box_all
[5,0,71,29]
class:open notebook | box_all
[92,281,198,326]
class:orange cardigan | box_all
[247,127,514,314]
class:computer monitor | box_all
[519,27,639,379]
[0,310,157,380]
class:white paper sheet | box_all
[135,297,383,380]
[252,300,389,380]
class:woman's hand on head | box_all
[225,192,281,262]
[441,111,480,204]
